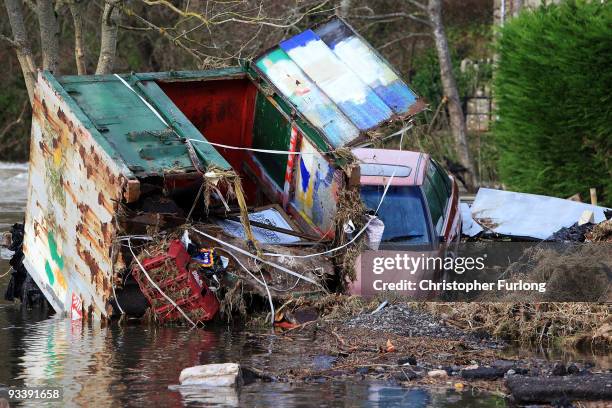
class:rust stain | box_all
[57,107,66,123]
[100,222,112,245]
[63,180,77,203]
[475,217,500,230]
[25,75,126,319]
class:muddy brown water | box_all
[0,162,603,407]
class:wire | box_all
[187,123,412,156]
[0,267,12,279]
[213,247,275,325]
[127,238,196,328]
[262,170,396,259]
[191,227,322,287]
[110,242,125,316]
[258,269,275,326]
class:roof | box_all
[52,72,232,177]
[352,148,428,186]
[253,18,424,148]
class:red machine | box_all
[132,240,219,324]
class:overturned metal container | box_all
[22,18,429,321]
[23,70,233,320]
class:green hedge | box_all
[494,0,611,206]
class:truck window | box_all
[423,160,451,235]
[360,185,431,245]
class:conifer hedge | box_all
[494,1,611,205]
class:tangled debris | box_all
[586,218,612,242]
[423,302,611,349]
[547,222,595,242]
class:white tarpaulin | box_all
[470,188,610,240]
[460,202,483,237]
[217,208,301,244]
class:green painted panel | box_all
[59,67,246,84]
[58,74,231,176]
[252,92,290,187]
[61,77,188,176]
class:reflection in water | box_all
[0,304,507,408]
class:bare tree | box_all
[424,0,476,190]
[96,0,120,74]
[511,0,523,17]
[338,0,351,18]
[351,0,477,189]
[2,0,123,103]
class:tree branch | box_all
[407,0,427,11]
[0,33,19,48]
[139,0,331,29]
[379,33,431,49]
[4,0,37,103]
[350,11,432,27]
[0,99,29,141]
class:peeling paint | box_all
[254,18,424,147]
[23,73,126,318]
[291,138,341,234]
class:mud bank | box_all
[238,299,611,406]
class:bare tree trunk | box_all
[426,0,476,190]
[96,1,120,74]
[69,0,87,75]
[36,0,61,74]
[4,0,37,103]
[512,0,523,17]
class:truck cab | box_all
[354,148,461,248]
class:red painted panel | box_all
[158,79,258,201]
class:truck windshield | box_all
[360,185,431,245]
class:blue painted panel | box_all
[280,30,393,130]
[255,48,359,147]
[315,19,418,115]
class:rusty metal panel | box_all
[254,48,359,147]
[22,73,127,319]
[290,137,342,236]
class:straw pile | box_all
[423,302,611,349]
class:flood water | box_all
[0,161,595,407]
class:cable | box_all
[262,170,396,259]
[258,269,275,326]
[110,243,125,316]
[127,238,196,328]
[213,247,275,325]
[191,227,322,287]
[0,267,12,279]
